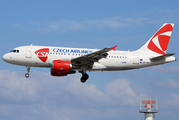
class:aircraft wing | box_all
[71,45,117,69]
[150,53,175,61]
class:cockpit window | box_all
[10,49,19,53]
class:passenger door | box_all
[25,47,32,58]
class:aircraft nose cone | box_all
[2,54,10,62]
[2,54,7,62]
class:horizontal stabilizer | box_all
[150,53,175,61]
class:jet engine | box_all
[51,60,72,76]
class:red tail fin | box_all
[137,23,174,55]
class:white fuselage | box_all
[2,45,176,71]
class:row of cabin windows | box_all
[108,56,127,59]
[37,52,88,56]
[36,52,127,59]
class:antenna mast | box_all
[139,96,158,120]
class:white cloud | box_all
[0,70,41,104]
[36,8,178,34]
[0,69,178,120]
[104,79,138,106]
[38,16,151,33]
[0,70,142,120]
[167,79,179,88]
[0,70,139,120]
[162,93,179,109]
[153,79,179,88]
[169,93,179,108]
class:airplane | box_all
[2,23,176,83]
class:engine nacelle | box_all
[51,69,68,76]
[51,60,72,76]
[53,60,71,71]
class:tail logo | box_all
[148,24,173,54]
[35,48,49,62]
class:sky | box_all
[0,0,179,120]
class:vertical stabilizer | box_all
[137,23,174,55]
